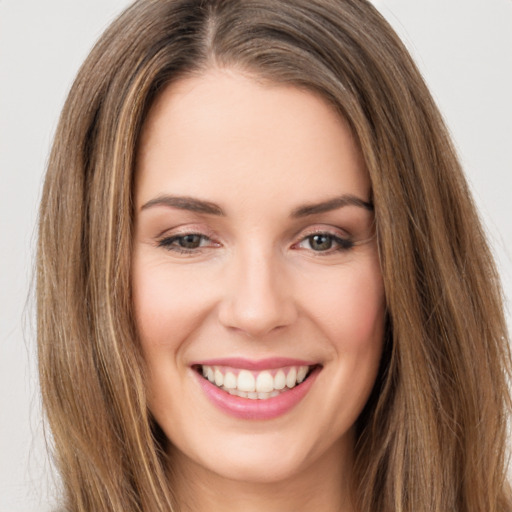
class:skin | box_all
[132,68,386,512]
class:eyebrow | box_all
[140,193,373,217]
[140,195,225,215]
[291,195,373,217]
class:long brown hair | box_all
[37,0,512,510]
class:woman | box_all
[37,0,512,511]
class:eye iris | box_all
[310,234,333,251]
[178,234,202,249]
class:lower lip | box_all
[194,367,321,420]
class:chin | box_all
[166,418,350,487]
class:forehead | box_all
[135,68,369,212]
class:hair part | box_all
[37,1,512,510]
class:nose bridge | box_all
[218,241,296,337]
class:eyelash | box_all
[294,232,354,253]
[156,230,354,255]
[157,233,216,254]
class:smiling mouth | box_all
[193,364,318,400]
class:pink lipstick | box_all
[192,358,321,420]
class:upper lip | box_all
[191,357,318,371]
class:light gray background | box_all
[1,1,511,510]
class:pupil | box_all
[311,234,332,251]
[180,235,201,248]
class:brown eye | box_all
[177,234,203,249]
[308,234,333,251]
[158,233,212,252]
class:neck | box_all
[168,437,356,512]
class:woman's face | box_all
[132,69,385,485]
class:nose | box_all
[217,246,297,338]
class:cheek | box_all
[131,257,209,416]
[300,260,386,351]
[305,261,385,423]
[132,253,210,339]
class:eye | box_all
[296,232,354,253]
[157,233,215,253]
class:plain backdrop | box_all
[1,1,511,510]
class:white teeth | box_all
[286,367,297,388]
[214,369,224,387]
[274,370,286,390]
[223,371,237,389]
[256,371,274,393]
[237,370,256,392]
[297,366,308,383]
[200,364,313,399]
